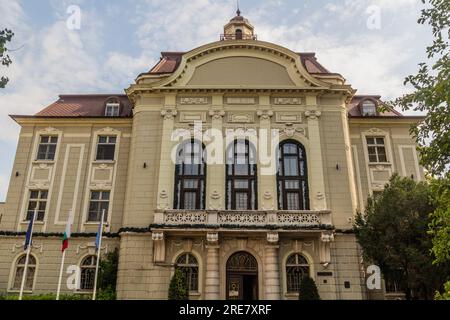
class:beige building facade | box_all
[0,13,423,300]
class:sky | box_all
[0,0,432,201]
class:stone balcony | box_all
[153,209,332,230]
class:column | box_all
[206,95,225,210]
[257,95,276,210]
[264,232,281,300]
[305,95,327,210]
[156,95,177,210]
[204,232,220,300]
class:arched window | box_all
[277,141,309,210]
[286,253,310,293]
[226,139,257,210]
[176,253,199,292]
[12,254,36,290]
[80,255,96,291]
[235,29,243,40]
[174,139,206,210]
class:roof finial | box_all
[236,0,241,16]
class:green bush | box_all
[298,276,320,300]
[0,293,90,300]
[168,269,188,300]
[97,248,119,300]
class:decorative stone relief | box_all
[218,211,266,224]
[280,123,305,138]
[226,97,255,105]
[209,110,225,120]
[316,191,325,200]
[266,232,279,244]
[164,211,207,224]
[273,97,302,105]
[263,191,272,200]
[206,232,219,244]
[275,112,302,123]
[227,112,255,123]
[304,110,321,120]
[159,190,168,199]
[277,212,320,226]
[180,97,208,105]
[211,190,221,200]
[179,112,207,122]
[160,108,178,120]
[319,231,334,265]
[256,110,274,120]
[152,231,165,263]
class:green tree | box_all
[97,248,119,300]
[298,276,320,300]
[390,0,450,299]
[0,28,14,88]
[354,174,449,300]
[168,269,188,300]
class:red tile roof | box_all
[35,94,132,117]
[347,95,403,117]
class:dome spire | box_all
[220,3,257,41]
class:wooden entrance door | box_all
[226,251,258,300]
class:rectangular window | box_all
[96,136,116,161]
[26,190,48,221]
[105,103,120,116]
[88,191,110,222]
[366,137,387,163]
[235,192,248,210]
[36,136,58,160]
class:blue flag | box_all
[95,221,102,251]
[24,213,35,250]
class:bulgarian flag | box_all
[61,212,73,252]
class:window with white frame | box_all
[12,254,36,291]
[96,136,116,161]
[88,191,110,222]
[80,255,96,290]
[105,102,120,117]
[366,137,388,163]
[361,100,377,116]
[36,135,58,160]
[26,190,48,221]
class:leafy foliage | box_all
[388,0,449,177]
[298,276,320,300]
[354,174,450,299]
[168,268,188,300]
[0,28,14,88]
[97,248,119,300]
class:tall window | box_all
[96,136,116,161]
[277,141,309,210]
[37,135,58,160]
[366,137,387,163]
[176,253,199,292]
[361,100,377,116]
[226,139,257,210]
[235,29,243,39]
[80,255,96,291]
[26,190,48,221]
[174,140,206,210]
[105,102,120,117]
[286,253,310,293]
[12,254,36,291]
[88,191,109,222]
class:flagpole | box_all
[56,209,73,300]
[19,208,37,300]
[92,209,105,301]
[56,250,66,300]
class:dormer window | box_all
[105,102,120,117]
[361,100,377,116]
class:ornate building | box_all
[0,12,423,300]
